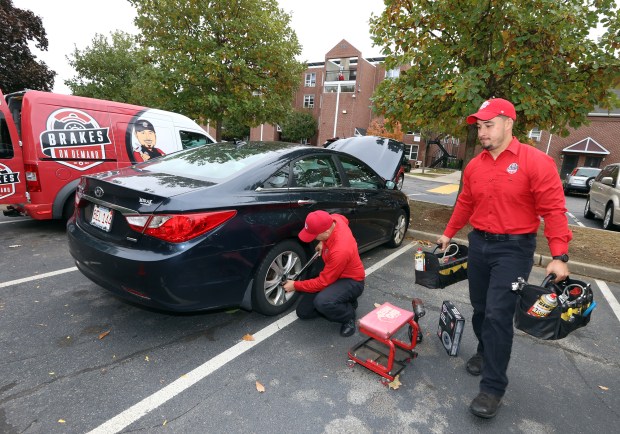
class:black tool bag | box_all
[415,243,468,289]
[512,274,595,340]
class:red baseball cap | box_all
[466,98,516,124]
[299,210,334,243]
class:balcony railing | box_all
[325,69,357,82]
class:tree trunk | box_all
[215,119,223,142]
[457,125,479,195]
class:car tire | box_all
[252,240,305,315]
[584,198,594,219]
[62,197,75,221]
[563,186,570,195]
[396,173,405,190]
[603,205,616,230]
[386,209,408,248]
[586,177,596,191]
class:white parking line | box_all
[0,267,77,289]
[0,218,30,225]
[595,279,620,323]
[567,212,585,227]
[87,241,415,434]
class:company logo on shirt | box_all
[506,163,519,174]
[40,108,111,171]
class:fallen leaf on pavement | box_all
[98,330,111,340]
[8,245,21,248]
[374,303,382,308]
[256,381,265,393]
[58,419,66,423]
[242,334,255,341]
[145,356,150,362]
[598,385,609,391]
[388,375,401,390]
[163,420,167,426]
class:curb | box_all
[407,229,620,284]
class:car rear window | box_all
[575,168,601,177]
[135,142,289,180]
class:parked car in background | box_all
[563,167,602,195]
[326,136,407,190]
[67,141,410,314]
[584,163,620,230]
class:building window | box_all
[405,144,419,160]
[304,72,316,87]
[528,128,542,142]
[385,68,400,79]
[303,95,314,108]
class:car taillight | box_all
[24,164,41,192]
[125,210,237,243]
[570,168,578,176]
[75,177,87,207]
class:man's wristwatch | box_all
[552,254,569,262]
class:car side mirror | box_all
[601,176,614,186]
[385,180,396,190]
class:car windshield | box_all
[134,142,293,180]
[575,168,601,177]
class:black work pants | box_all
[296,278,364,323]
[467,230,536,397]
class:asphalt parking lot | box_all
[1,216,620,433]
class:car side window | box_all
[292,156,341,188]
[597,165,614,181]
[180,130,213,149]
[0,114,14,159]
[338,155,382,190]
[262,166,290,189]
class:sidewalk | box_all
[406,168,462,184]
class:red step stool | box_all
[347,302,421,383]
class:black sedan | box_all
[67,141,410,315]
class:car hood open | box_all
[327,136,404,181]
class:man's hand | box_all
[437,235,451,250]
[283,280,296,293]
[315,241,323,255]
[546,260,569,282]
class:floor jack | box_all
[347,298,425,385]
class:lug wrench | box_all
[282,250,321,284]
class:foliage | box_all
[369,0,620,163]
[366,118,404,141]
[0,0,55,93]
[128,0,304,140]
[65,31,164,106]
[280,110,317,142]
[221,118,251,141]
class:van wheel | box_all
[603,205,616,230]
[387,209,408,248]
[583,198,594,219]
[252,241,304,315]
[62,198,75,220]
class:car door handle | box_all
[297,199,317,206]
[356,200,368,206]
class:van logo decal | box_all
[40,108,112,171]
[0,163,21,200]
[94,187,104,198]
[139,198,152,205]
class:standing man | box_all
[283,210,364,337]
[437,98,572,418]
[133,119,165,162]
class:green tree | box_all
[128,0,304,141]
[370,0,620,165]
[221,118,251,141]
[0,0,55,93]
[65,31,163,106]
[280,110,317,142]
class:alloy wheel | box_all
[263,250,303,306]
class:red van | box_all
[0,89,213,220]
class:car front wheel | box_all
[603,205,616,230]
[584,198,594,219]
[252,240,305,315]
[387,209,408,248]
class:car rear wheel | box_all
[386,209,408,248]
[584,198,594,219]
[252,240,305,315]
[586,177,596,190]
[603,205,616,230]
[396,173,405,190]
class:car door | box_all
[336,153,395,250]
[287,154,357,229]
[0,94,27,204]
[589,165,615,217]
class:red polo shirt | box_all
[444,138,572,256]
[294,214,365,293]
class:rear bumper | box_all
[67,219,258,312]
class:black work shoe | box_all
[469,392,502,419]
[466,353,484,376]
[340,319,356,337]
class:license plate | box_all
[91,204,114,232]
